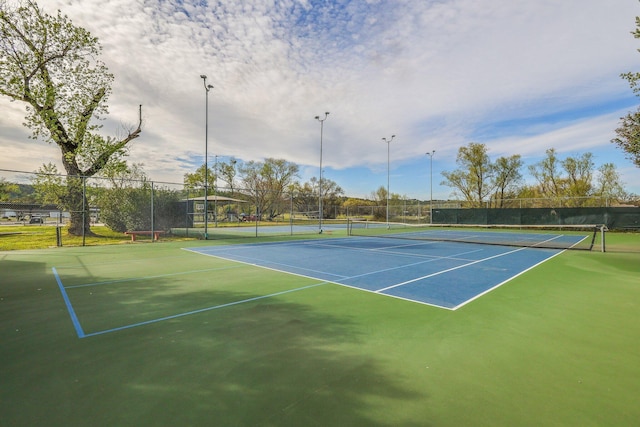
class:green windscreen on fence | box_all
[432,207,639,230]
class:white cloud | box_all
[1,0,639,193]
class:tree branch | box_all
[83,105,143,177]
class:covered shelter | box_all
[182,195,247,223]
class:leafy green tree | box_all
[0,1,142,235]
[291,181,316,215]
[95,163,149,232]
[318,177,344,219]
[183,164,215,195]
[515,185,546,207]
[0,177,20,201]
[612,109,640,167]
[370,186,387,204]
[96,163,181,232]
[595,163,628,203]
[217,158,238,194]
[490,155,523,207]
[441,143,494,207]
[293,177,344,219]
[370,186,386,220]
[238,158,299,220]
[528,148,564,201]
[613,15,640,166]
[619,17,640,96]
[529,150,598,205]
[342,197,375,218]
[30,162,65,206]
[561,152,594,201]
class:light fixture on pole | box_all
[315,112,329,233]
[382,135,396,227]
[200,74,213,239]
[426,150,435,224]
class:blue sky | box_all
[1,0,640,200]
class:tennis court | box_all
[187,236,571,310]
[50,228,591,339]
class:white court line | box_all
[183,247,349,280]
[186,242,489,295]
[376,245,529,293]
[298,238,485,262]
[450,250,566,310]
[186,239,561,311]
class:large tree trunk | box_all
[63,163,93,237]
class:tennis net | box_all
[347,220,607,251]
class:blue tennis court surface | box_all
[186,237,568,310]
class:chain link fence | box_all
[1,169,349,248]
[2,168,639,249]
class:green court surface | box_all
[1,233,640,426]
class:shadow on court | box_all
[1,265,428,426]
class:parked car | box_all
[29,217,44,224]
[239,213,261,222]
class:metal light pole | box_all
[315,112,329,233]
[200,75,213,239]
[214,154,218,227]
[382,135,396,227]
[426,150,435,224]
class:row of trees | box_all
[182,157,345,220]
[440,143,630,208]
[0,142,636,234]
[1,156,347,231]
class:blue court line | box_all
[53,264,327,338]
[52,267,86,338]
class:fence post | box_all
[82,176,86,247]
[151,181,155,242]
[185,188,190,238]
[290,192,293,236]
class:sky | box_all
[1,0,640,201]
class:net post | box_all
[588,225,597,251]
[600,225,607,253]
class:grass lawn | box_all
[0,224,195,251]
[1,232,639,426]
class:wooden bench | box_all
[124,230,165,241]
